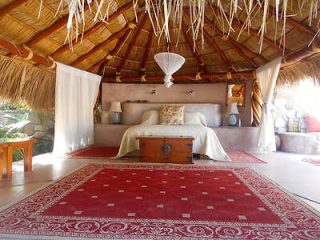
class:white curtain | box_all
[256,57,282,152]
[53,63,101,155]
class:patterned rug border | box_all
[1,163,320,240]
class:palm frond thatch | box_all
[0,55,55,111]
[278,54,320,86]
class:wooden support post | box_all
[251,79,263,126]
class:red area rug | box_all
[0,164,319,239]
[70,146,119,158]
[70,146,264,163]
[303,158,320,166]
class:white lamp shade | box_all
[109,102,122,112]
[154,52,185,88]
[228,103,239,114]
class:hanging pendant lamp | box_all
[154,52,185,88]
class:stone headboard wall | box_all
[101,82,253,126]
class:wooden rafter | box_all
[203,29,231,67]
[116,14,148,73]
[0,0,28,17]
[88,29,132,73]
[204,16,263,67]
[181,21,207,73]
[0,38,53,67]
[282,41,320,67]
[211,6,287,53]
[268,5,315,36]
[71,24,131,67]
[51,2,132,58]
[25,4,91,47]
[140,28,153,71]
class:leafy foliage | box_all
[34,136,53,155]
[0,101,30,111]
[0,113,30,142]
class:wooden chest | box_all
[137,136,193,164]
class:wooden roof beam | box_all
[102,71,255,82]
[51,2,133,58]
[0,0,28,17]
[25,4,91,47]
[282,41,320,67]
[116,14,148,73]
[140,28,153,71]
[72,11,143,67]
[181,21,207,73]
[0,38,54,67]
[268,5,315,36]
[88,29,132,73]
[203,29,232,67]
[204,16,264,67]
[71,24,133,67]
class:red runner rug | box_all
[226,150,265,163]
[70,146,264,163]
[0,164,319,239]
[70,146,119,158]
[303,158,320,166]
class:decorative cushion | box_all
[305,114,320,132]
[184,112,207,126]
[141,110,159,125]
[159,105,184,125]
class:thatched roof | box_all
[0,55,55,111]
[279,54,320,86]
[0,0,320,109]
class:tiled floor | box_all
[0,151,320,214]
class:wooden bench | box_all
[0,138,35,179]
[136,136,193,164]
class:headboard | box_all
[121,102,222,127]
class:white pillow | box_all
[184,112,207,126]
[141,110,159,125]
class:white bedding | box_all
[116,125,230,161]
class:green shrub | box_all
[0,101,30,111]
[13,149,24,162]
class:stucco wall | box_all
[101,82,253,126]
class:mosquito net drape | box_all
[256,57,282,152]
[53,63,101,155]
[154,52,185,88]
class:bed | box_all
[116,102,230,161]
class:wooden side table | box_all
[0,138,35,179]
